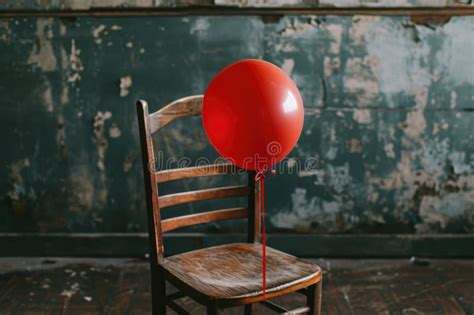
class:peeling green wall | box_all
[0,0,472,10]
[0,14,473,234]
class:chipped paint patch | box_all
[403,110,426,139]
[290,188,317,218]
[123,154,135,173]
[280,17,318,37]
[93,111,112,207]
[68,174,94,211]
[274,42,297,53]
[384,143,395,158]
[343,57,379,106]
[109,124,122,138]
[436,17,474,85]
[350,138,363,153]
[190,18,210,34]
[119,75,132,97]
[56,114,67,157]
[271,187,355,232]
[93,111,112,173]
[449,151,471,174]
[324,56,340,77]
[68,39,84,83]
[352,109,372,124]
[42,79,54,112]
[7,158,30,201]
[349,16,381,45]
[281,58,294,75]
[0,20,11,43]
[450,91,457,108]
[28,19,57,72]
[326,24,343,54]
[271,188,320,231]
[92,24,106,44]
[418,193,474,231]
[328,163,352,193]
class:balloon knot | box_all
[255,168,276,181]
[255,170,265,182]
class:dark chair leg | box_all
[151,268,167,315]
[207,304,223,315]
[244,304,253,315]
[307,279,322,315]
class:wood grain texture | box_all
[158,186,249,209]
[161,243,321,305]
[307,281,322,315]
[161,208,248,233]
[167,299,189,314]
[136,100,164,261]
[137,99,167,313]
[149,95,203,133]
[156,163,240,183]
[260,300,288,312]
[247,171,261,243]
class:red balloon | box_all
[202,59,304,171]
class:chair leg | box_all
[207,304,223,315]
[151,268,167,315]
[244,304,253,315]
[307,279,322,315]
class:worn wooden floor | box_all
[0,257,472,315]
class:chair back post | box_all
[136,100,164,264]
[247,171,261,243]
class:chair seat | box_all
[161,243,321,304]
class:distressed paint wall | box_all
[0,0,472,9]
[0,14,473,234]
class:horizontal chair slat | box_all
[161,208,248,233]
[166,299,190,315]
[156,163,240,183]
[158,185,249,209]
[287,306,311,314]
[149,95,203,133]
[260,300,288,313]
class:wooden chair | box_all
[136,95,322,315]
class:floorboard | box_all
[0,258,472,314]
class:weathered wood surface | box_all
[156,163,239,183]
[137,100,164,262]
[161,243,321,303]
[0,258,471,314]
[161,208,248,232]
[158,186,249,209]
[149,95,203,133]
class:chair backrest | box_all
[136,96,261,264]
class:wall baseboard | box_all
[1,233,473,258]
